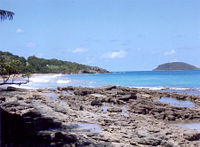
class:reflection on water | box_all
[121,106,129,117]
[45,93,58,99]
[159,97,195,107]
[78,123,102,133]
[45,93,68,104]
[175,122,200,132]
[101,106,109,112]
[60,100,67,104]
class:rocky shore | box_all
[1,86,200,146]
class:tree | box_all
[0,58,29,85]
[0,9,14,21]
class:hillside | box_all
[153,62,200,71]
[0,50,109,74]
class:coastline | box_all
[1,85,200,146]
[3,72,200,95]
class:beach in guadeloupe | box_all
[1,0,200,146]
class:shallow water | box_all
[121,106,129,117]
[62,90,74,96]
[45,93,67,104]
[158,97,195,107]
[101,106,109,112]
[175,123,200,132]
[45,93,58,99]
[60,100,67,104]
[78,123,102,133]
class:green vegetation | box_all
[0,50,109,75]
[153,62,200,71]
[0,57,29,85]
[0,51,27,71]
[27,56,108,74]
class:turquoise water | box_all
[67,70,200,88]
[13,70,200,92]
[159,97,196,107]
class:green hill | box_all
[0,50,109,74]
[153,62,200,71]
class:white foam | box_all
[30,77,50,83]
[51,74,63,77]
[10,84,36,89]
[134,86,165,90]
[149,87,165,90]
[29,74,63,83]
[168,87,187,90]
[133,86,199,91]
[57,80,70,84]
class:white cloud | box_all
[72,48,88,54]
[103,50,127,59]
[164,49,176,56]
[26,42,36,48]
[16,28,24,33]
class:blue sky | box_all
[1,0,200,71]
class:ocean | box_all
[16,70,200,94]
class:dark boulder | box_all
[54,132,77,143]
[91,99,102,106]
[118,94,137,101]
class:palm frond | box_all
[0,9,15,21]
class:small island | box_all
[153,62,200,71]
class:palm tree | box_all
[0,9,14,20]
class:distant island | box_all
[153,62,200,71]
[0,50,109,74]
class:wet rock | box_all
[100,85,117,90]
[184,133,200,141]
[74,89,92,96]
[137,137,162,146]
[80,105,84,110]
[54,132,77,143]
[1,101,20,108]
[0,97,6,102]
[107,107,122,112]
[118,94,137,101]
[57,87,63,91]
[16,96,23,100]
[6,86,26,92]
[167,115,176,121]
[61,86,75,91]
[161,141,175,147]
[6,86,18,91]
[91,99,102,106]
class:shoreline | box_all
[2,72,200,94]
[1,85,200,146]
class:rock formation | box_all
[1,86,200,146]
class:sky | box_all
[0,0,200,71]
